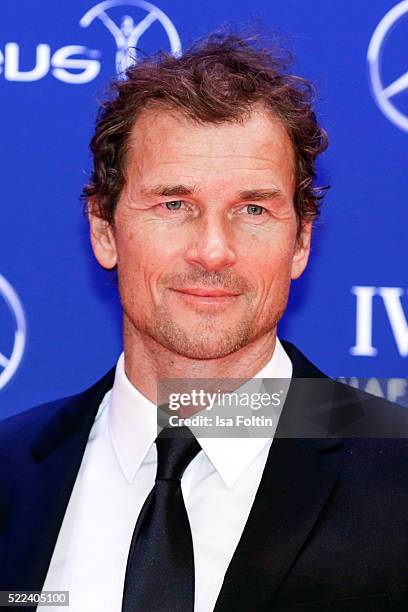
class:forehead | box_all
[124,106,296,195]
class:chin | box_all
[154,320,254,360]
[168,342,242,360]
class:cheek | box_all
[242,234,295,289]
[115,225,181,294]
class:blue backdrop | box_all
[1,0,407,418]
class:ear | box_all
[88,205,117,270]
[291,220,312,280]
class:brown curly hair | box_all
[82,32,329,234]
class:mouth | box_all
[169,287,241,309]
[172,287,241,298]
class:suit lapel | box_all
[214,341,344,611]
[3,368,115,592]
[214,438,340,611]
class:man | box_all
[0,33,407,612]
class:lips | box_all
[172,288,240,297]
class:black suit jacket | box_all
[0,342,407,612]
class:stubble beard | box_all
[121,272,291,361]
[151,309,254,359]
[141,294,288,360]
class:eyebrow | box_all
[140,184,199,197]
[140,185,283,200]
[236,188,283,201]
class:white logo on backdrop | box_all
[0,274,27,391]
[368,0,408,132]
[351,286,408,357]
[0,1,180,83]
[80,0,181,74]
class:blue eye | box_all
[165,201,183,210]
[246,204,264,215]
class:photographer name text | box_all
[168,414,274,428]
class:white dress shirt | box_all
[42,338,292,612]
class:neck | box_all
[122,321,278,404]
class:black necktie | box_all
[121,426,201,612]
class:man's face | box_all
[90,107,311,359]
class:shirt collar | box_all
[108,338,292,487]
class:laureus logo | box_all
[80,0,182,75]
[0,1,181,83]
[0,274,27,391]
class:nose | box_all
[184,212,237,273]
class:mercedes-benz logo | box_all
[80,0,182,75]
[368,0,408,132]
[0,274,26,391]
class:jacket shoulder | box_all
[0,396,78,453]
[0,366,116,454]
[281,339,408,435]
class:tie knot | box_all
[155,426,201,481]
